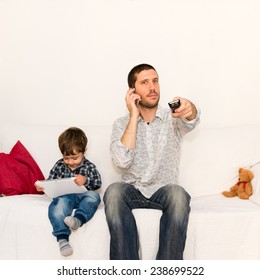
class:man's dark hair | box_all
[127,63,156,88]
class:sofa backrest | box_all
[1,123,260,198]
[0,123,121,196]
[179,125,260,198]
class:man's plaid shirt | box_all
[47,157,102,191]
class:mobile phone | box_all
[131,88,140,106]
[168,99,181,112]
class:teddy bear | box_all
[222,168,254,199]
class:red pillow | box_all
[0,140,45,196]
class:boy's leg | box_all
[48,195,75,238]
[103,182,145,260]
[48,194,76,256]
[65,191,101,229]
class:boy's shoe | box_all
[58,239,73,257]
[64,216,81,230]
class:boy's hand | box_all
[34,183,44,192]
[74,175,87,186]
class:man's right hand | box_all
[120,88,141,149]
[125,88,141,118]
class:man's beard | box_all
[140,98,160,109]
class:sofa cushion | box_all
[185,194,260,259]
[0,141,45,196]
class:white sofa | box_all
[1,122,260,260]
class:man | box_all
[103,63,200,259]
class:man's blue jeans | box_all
[48,191,100,240]
[103,183,191,260]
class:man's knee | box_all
[164,184,190,200]
[104,182,124,203]
[104,182,135,219]
[163,184,191,213]
[104,182,134,200]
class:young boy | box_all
[35,127,102,257]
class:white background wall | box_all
[1,0,260,128]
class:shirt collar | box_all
[155,105,164,120]
[137,105,164,123]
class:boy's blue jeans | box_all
[48,191,100,240]
[103,182,191,260]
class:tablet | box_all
[35,177,87,199]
